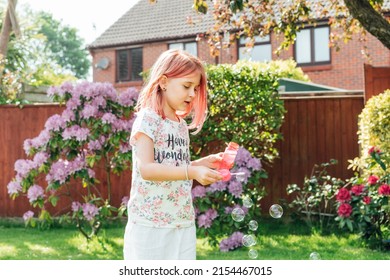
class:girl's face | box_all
[160,71,201,121]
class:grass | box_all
[0,217,389,260]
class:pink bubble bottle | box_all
[219,142,239,170]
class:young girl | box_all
[123,49,223,260]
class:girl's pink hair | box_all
[136,49,208,134]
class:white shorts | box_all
[123,222,196,260]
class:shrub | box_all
[358,90,390,177]
[193,147,266,250]
[7,81,137,238]
[335,147,390,250]
[193,60,286,163]
[286,159,344,233]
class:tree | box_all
[187,0,390,56]
[37,11,90,79]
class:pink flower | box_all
[351,185,365,196]
[338,203,353,218]
[363,196,372,205]
[82,203,99,221]
[23,211,34,221]
[7,181,22,195]
[27,185,45,203]
[336,188,351,202]
[378,184,390,196]
[367,175,379,185]
[368,146,381,155]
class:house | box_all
[87,0,390,91]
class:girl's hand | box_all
[189,166,223,186]
[193,153,223,169]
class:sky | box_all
[18,0,139,45]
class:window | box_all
[116,48,143,82]
[169,42,197,57]
[295,26,330,65]
[238,35,272,62]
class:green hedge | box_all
[358,89,390,176]
[191,60,289,165]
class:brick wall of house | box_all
[91,31,389,91]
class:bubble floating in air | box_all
[269,204,283,218]
[242,234,257,247]
[242,196,253,208]
[248,220,258,231]
[231,207,245,222]
[309,252,321,260]
[248,249,258,259]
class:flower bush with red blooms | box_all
[335,146,390,249]
[7,81,138,239]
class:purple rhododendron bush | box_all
[7,81,138,239]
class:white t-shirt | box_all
[128,108,195,228]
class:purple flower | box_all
[208,181,227,193]
[227,180,243,198]
[46,159,70,184]
[219,231,244,252]
[27,185,45,203]
[33,151,49,168]
[235,147,253,167]
[81,104,99,119]
[191,185,207,198]
[121,196,129,207]
[7,181,22,195]
[71,201,82,212]
[61,109,75,122]
[101,113,117,124]
[247,157,261,170]
[91,96,107,108]
[24,130,51,154]
[44,114,66,131]
[23,211,34,221]
[62,125,90,142]
[197,208,218,228]
[82,203,99,221]
[14,159,35,178]
[87,168,96,178]
[118,87,138,107]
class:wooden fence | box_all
[0,91,364,217]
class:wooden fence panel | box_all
[364,64,390,102]
[261,95,364,210]
[0,105,131,217]
[0,94,364,217]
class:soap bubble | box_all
[242,196,253,208]
[248,249,258,259]
[269,204,283,218]
[309,252,321,260]
[248,220,258,231]
[242,234,257,247]
[231,207,245,222]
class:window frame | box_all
[116,47,143,82]
[168,41,198,57]
[238,35,272,62]
[294,25,331,67]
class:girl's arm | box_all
[135,133,222,185]
[191,153,223,169]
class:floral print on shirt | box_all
[127,108,195,228]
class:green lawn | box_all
[0,218,389,260]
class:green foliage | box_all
[192,60,286,164]
[335,148,390,250]
[358,90,390,177]
[286,159,345,233]
[8,81,138,239]
[37,12,90,79]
